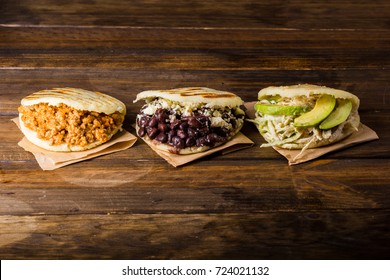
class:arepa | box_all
[134,87,245,154]
[252,84,360,151]
[18,88,126,152]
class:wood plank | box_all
[1,0,390,29]
[0,69,389,114]
[2,27,390,49]
[0,27,389,69]
[1,212,389,259]
[1,152,389,215]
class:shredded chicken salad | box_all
[251,95,354,152]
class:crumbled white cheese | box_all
[141,98,244,131]
[211,116,231,129]
[142,104,158,115]
[182,107,193,117]
[212,110,222,117]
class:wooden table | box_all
[1,0,389,260]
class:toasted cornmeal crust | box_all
[258,84,360,109]
[255,84,361,149]
[21,87,126,115]
[136,122,244,155]
[134,87,244,108]
[19,115,121,152]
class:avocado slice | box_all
[255,103,308,116]
[294,94,336,127]
[319,99,352,130]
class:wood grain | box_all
[0,0,389,260]
[0,27,389,70]
[1,0,390,29]
[0,69,389,112]
[1,212,389,259]
[1,156,389,207]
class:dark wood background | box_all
[0,0,389,259]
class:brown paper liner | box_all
[12,118,137,170]
[142,132,254,167]
[244,101,379,165]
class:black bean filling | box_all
[137,108,242,150]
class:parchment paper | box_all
[141,132,254,167]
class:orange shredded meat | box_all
[18,103,124,147]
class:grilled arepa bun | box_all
[134,87,245,154]
[253,84,360,150]
[18,88,126,152]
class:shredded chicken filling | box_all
[253,114,339,149]
[18,103,124,147]
[253,95,355,150]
